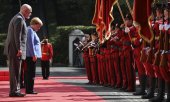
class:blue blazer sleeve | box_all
[27,27,36,56]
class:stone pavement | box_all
[0,67,155,102]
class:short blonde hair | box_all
[30,17,43,26]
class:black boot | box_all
[141,77,156,99]
[166,82,170,102]
[149,78,165,102]
[133,75,147,95]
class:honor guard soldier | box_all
[159,3,170,102]
[82,34,93,84]
[122,14,136,92]
[105,25,118,87]
[141,4,162,100]
[130,19,147,95]
[89,32,99,84]
[99,41,108,86]
[110,24,123,88]
[150,3,166,102]
[116,23,128,91]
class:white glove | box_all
[144,47,149,51]
[146,47,151,55]
[161,50,165,55]
[159,24,164,30]
[139,38,142,43]
[114,36,119,40]
[74,43,78,46]
[125,27,130,33]
[110,37,114,41]
[131,44,134,50]
[151,24,154,27]
[164,24,170,31]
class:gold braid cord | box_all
[104,0,117,40]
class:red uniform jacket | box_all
[107,30,122,52]
[41,43,53,61]
[128,26,141,47]
[153,19,163,50]
[118,28,132,51]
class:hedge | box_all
[0,34,7,66]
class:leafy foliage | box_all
[0,33,7,66]
[55,0,95,25]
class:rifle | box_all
[153,27,166,66]
[146,16,156,64]
[160,30,169,67]
[146,39,155,64]
[153,27,164,66]
[140,40,147,62]
[143,1,156,63]
[81,41,92,51]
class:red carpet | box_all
[0,71,9,81]
[0,77,105,102]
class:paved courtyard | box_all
[0,67,163,102]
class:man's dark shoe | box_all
[9,93,25,97]
[43,78,48,80]
[26,91,38,94]
[166,98,170,102]
[149,96,164,102]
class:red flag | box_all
[133,0,154,43]
[102,0,117,40]
[92,0,116,43]
[92,0,102,42]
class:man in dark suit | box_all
[4,4,32,97]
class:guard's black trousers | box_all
[41,60,50,79]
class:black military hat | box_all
[155,3,162,10]
[91,32,98,37]
[155,2,168,11]
[125,14,133,20]
[164,2,170,10]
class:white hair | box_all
[20,4,32,13]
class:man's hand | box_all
[33,56,37,62]
[164,24,170,31]
[159,24,164,31]
[145,47,151,55]
[125,27,130,33]
[17,50,22,57]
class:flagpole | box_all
[125,0,133,16]
[116,1,125,23]
[117,1,133,43]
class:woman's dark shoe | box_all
[9,93,25,97]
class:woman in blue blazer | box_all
[25,17,43,94]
